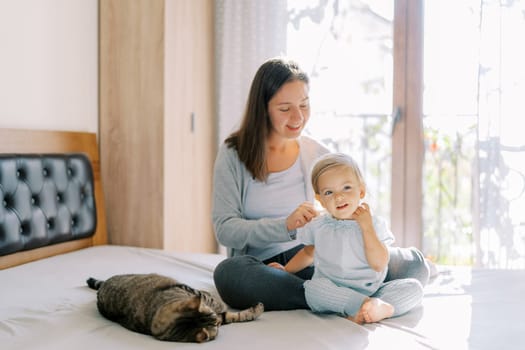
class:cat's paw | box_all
[251,302,264,318]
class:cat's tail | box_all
[86,277,104,290]
[222,302,264,324]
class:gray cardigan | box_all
[212,136,330,257]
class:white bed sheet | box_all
[1,245,524,350]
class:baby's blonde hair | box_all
[311,153,365,194]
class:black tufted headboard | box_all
[0,154,97,256]
[0,129,107,269]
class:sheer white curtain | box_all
[214,0,288,144]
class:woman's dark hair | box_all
[225,57,309,181]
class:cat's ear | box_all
[187,295,201,310]
[198,295,207,313]
[197,295,215,315]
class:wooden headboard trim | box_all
[0,128,107,269]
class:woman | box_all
[212,57,429,311]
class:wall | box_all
[0,0,98,133]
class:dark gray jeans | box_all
[213,245,430,311]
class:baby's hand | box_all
[351,202,374,230]
[267,262,286,271]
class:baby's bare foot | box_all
[346,311,365,325]
[360,298,394,323]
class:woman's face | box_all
[267,80,310,140]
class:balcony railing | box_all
[307,112,525,268]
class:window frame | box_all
[391,0,424,248]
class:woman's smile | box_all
[287,124,302,131]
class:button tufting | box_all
[1,154,96,256]
[20,223,30,235]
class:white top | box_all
[244,156,307,260]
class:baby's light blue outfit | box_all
[300,214,423,317]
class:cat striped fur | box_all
[87,273,264,343]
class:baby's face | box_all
[315,166,364,220]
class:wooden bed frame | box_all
[0,128,107,269]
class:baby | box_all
[269,153,423,324]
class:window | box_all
[215,0,525,267]
[285,0,525,267]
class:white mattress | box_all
[1,245,524,349]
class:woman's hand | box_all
[286,202,318,231]
[267,262,286,271]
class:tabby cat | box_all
[86,273,264,343]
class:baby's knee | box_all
[303,279,336,312]
[407,278,424,298]
[304,277,335,291]
[392,278,424,317]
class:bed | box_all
[1,128,524,350]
